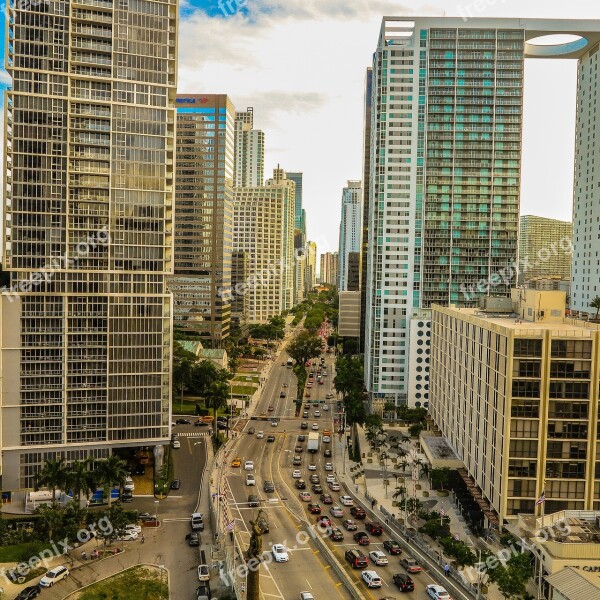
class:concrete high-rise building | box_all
[320,252,339,286]
[430,290,600,523]
[169,94,235,345]
[1,0,177,490]
[338,291,361,338]
[305,241,317,294]
[365,17,600,405]
[234,107,265,188]
[347,252,360,292]
[519,215,572,283]
[287,172,304,233]
[233,168,295,322]
[338,180,362,291]
[360,67,373,353]
[231,251,249,328]
[294,250,307,305]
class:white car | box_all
[322,435,331,443]
[246,473,256,486]
[325,463,334,471]
[272,544,289,562]
[330,505,343,518]
[311,423,319,430]
[308,464,317,471]
[329,481,340,491]
[322,404,329,411]
[369,550,388,566]
[245,461,254,470]
[326,474,335,483]
[339,495,353,506]
[271,420,278,427]
[124,476,135,491]
[361,570,382,588]
[292,469,302,478]
[197,564,210,581]
[426,585,451,600]
[256,431,264,439]
[300,593,315,600]
[116,530,138,541]
[314,411,321,417]
[39,565,69,587]
[125,523,142,534]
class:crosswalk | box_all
[177,431,211,437]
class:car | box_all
[194,419,209,427]
[292,469,302,478]
[295,479,307,490]
[320,493,333,504]
[308,464,317,471]
[383,540,403,555]
[322,404,329,411]
[186,532,200,546]
[246,473,256,486]
[39,565,69,587]
[314,411,321,417]
[305,392,311,398]
[138,512,157,522]
[198,564,210,582]
[318,380,324,385]
[245,461,254,470]
[308,503,322,514]
[175,418,191,425]
[330,505,344,518]
[298,434,306,442]
[125,523,142,535]
[353,531,370,546]
[15,586,41,600]
[272,544,289,562]
[400,557,422,573]
[329,527,344,541]
[191,513,205,531]
[268,406,275,411]
[293,456,302,466]
[121,490,133,502]
[339,495,353,506]
[317,515,332,528]
[322,435,331,443]
[267,435,276,442]
[351,506,367,519]
[324,448,332,457]
[256,430,264,439]
[393,573,415,592]
[301,422,308,429]
[116,529,138,541]
[124,476,135,491]
[280,392,286,398]
[361,570,383,588]
[216,421,228,431]
[171,479,181,490]
[326,474,335,483]
[171,439,181,449]
[295,445,304,452]
[230,456,242,467]
[195,583,211,600]
[366,522,384,535]
[303,411,309,418]
[263,480,275,493]
[326,393,334,399]
[369,550,389,566]
[329,481,340,491]
[311,423,319,430]
[248,494,259,507]
[325,463,334,472]
[306,383,313,388]
[345,548,368,569]
[248,427,256,434]
[309,474,320,484]
[283,383,288,387]
[300,593,315,600]
[299,491,312,502]
[271,420,278,427]
[312,484,323,494]
[132,464,146,476]
[426,585,451,600]
[343,519,358,531]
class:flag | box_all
[225,520,235,532]
[440,505,446,516]
[536,491,546,505]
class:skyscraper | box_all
[320,252,339,286]
[338,180,362,291]
[169,94,235,345]
[1,0,177,490]
[365,17,600,405]
[287,172,306,251]
[305,241,317,293]
[234,107,265,188]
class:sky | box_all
[0,0,597,255]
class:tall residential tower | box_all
[338,180,362,291]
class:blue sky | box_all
[1,0,597,255]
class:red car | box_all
[353,531,370,546]
[320,493,333,504]
[350,506,366,519]
[308,503,322,514]
[317,516,331,528]
[366,522,384,536]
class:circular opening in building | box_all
[526,34,588,57]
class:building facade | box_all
[305,241,317,294]
[320,252,339,286]
[519,215,572,283]
[287,172,304,239]
[234,107,265,188]
[347,252,360,292]
[1,0,177,490]
[430,290,600,524]
[230,251,249,328]
[169,94,235,344]
[294,250,307,305]
[364,17,600,406]
[338,180,362,291]
[338,291,361,338]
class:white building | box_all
[338,181,362,291]
[234,107,265,188]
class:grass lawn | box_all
[171,396,240,416]
[234,374,260,384]
[231,385,255,396]
[0,542,53,564]
[76,565,167,600]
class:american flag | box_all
[225,520,235,532]
[536,491,546,506]
[440,505,446,516]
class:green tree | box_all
[189,360,219,396]
[590,296,600,319]
[66,460,97,506]
[409,423,424,438]
[34,504,65,541]
[392,486,407,501]
[206,380,230,439]
[94,455,130,507]
[35,458,68,502]
[430,466,451,491]
[488,553,532,600]
[364,413,384,431]
[287,331,322,367]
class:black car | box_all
[353,531,370,546]
[186,532,200,546]
[295,479,307,490]
[324,449,332,457]
[132,465,146,475]
[263,480,275,493]
[217,416,228,423]
[293,456,302,466]
[217,422,228,430]
[121,490,133,503]
[176,418,191,425]
[195,420,209,427]
[312,484,323,494]
[350,506,367,519]
[298,435,307,442]
[300,422,308,429]
[392,573,414,592]
[15,586,41,600]
[310,474,320,484]
[196,583,212,600]
[248,427,255,434]
[267,435,276,442]
[280,392,286,398]
[329,527,344,541]
[383,539,402,555]
[171,479,181,490]
[248,494,259,507]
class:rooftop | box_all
[546,567,600,600]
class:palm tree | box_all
[392,485,407,501]
[66,460,97,506]
[590,296,600,320]
[35,458,68,503]
[419,462,431,483]
[94,455,129,507]
[400,458,409,473]
[206,380,230,439]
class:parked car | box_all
[186,532,200,546]
[295,445,304,452]
[15,586,41,600]
[383,540,402,555]
[308,464,317,471]
[301,422,308,429]
[39,566,69,588]
[125,523,142,535]
[393,573,415,592]
[194,420,209,427]
[400,557,422,573]
[123,476,135,491]
[171,479,181,490]
[298,435,306,441]
[195,584,211,600]
[121,490,133,503]
[197,564,210,582]
[293,456,302,466]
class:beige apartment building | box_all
[430,289,600,524]
[169,94,235,344]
